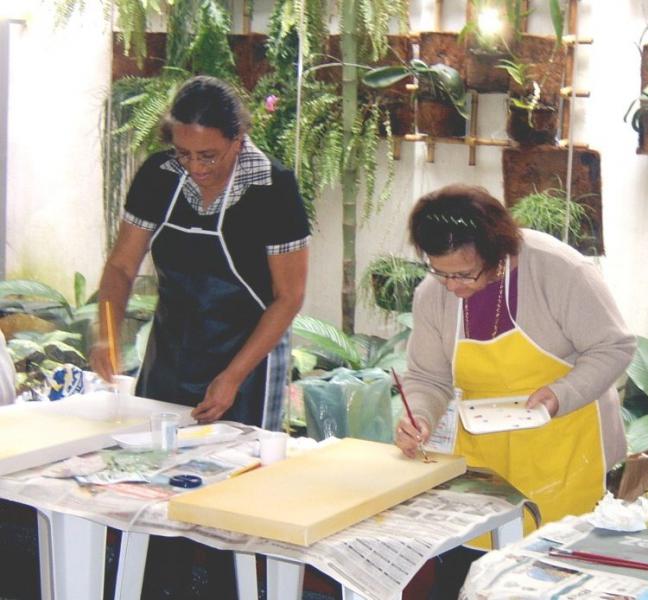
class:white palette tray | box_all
[458,396,550,435]
[113,422,243,450]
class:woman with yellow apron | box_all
[396,184,634,598]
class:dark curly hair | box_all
[161,75,251,143]
[409,184,521,270]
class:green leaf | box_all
[626,414,648,453]
[627,336,648,396]
[291,348,318,376]
[0,280,73,318]
[73,272,86,309]
[292,315,363,370]
[549,0,565,45]
[361,65,410,88]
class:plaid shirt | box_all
[124,135,309,255]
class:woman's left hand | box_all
[526,386,559,416]
[191,372,241,423]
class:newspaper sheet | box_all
[0,433,530,600]
[461,514,648,600]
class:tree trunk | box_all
[340,0,359,334]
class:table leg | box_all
[114,531,149,600]
[491,509,524,548]
[234,551,258,600]
[265,556,304,600]
[37,509,106,600]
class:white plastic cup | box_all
[259,431,288,466]
[112,374,136,396]
[150,412,180,452]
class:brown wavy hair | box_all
[409,184,521,270]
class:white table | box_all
[1,457,528,600]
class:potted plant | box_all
[460,0,527,92]
[362,59,468,138]
[624,85,648,155]
[498,57,560,145]
[508,185,597,253]
[360,255,428,313]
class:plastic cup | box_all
[112,374,136,395]
[259,431,288,466]
[150,412,180,452]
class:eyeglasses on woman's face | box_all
[172,138,238,168]
[426,265,486,284]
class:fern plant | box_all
[509,185,595,249]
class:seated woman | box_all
[395,184,635,597]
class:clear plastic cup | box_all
[150,412,180,452]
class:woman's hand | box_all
[395,416,431,459]
[191,371,241,423]
[526,386,559,416]
[89,342,117,384]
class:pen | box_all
[391,368,434,463]
[548,548,648,571]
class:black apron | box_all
[136,170,286,428]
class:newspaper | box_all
[461,514,648,600]
[0,436,531,600]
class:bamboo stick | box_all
[469,90,478,166]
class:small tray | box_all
[458,396,550,435]
[112,423,243,450]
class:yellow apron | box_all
[452,258,605,544]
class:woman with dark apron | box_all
[395,184,634,597]
[92,76,309,598]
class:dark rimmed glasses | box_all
[426,265,486,284]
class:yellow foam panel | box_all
[0,392,194,476]
[168,437,466,546]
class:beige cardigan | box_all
[403,229,635,469]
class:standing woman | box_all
[92,75,309,429]
[395,184,634,594]
[91,75,309,598]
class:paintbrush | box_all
[104,300,121,421]
[548,548,648,571]
[391,367,434,463]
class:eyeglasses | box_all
[172,141,236,168]
[426,265,486,283]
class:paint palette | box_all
[458,396,550,434]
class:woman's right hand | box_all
[395,416,431,459]
[89,342,117,384]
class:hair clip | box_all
[426,214,477,229]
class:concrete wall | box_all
[5,1,648,336]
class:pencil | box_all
[228,461,262,478]
[104,300,119,374]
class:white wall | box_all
[6,2,110,297]
[5,1,648,336]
